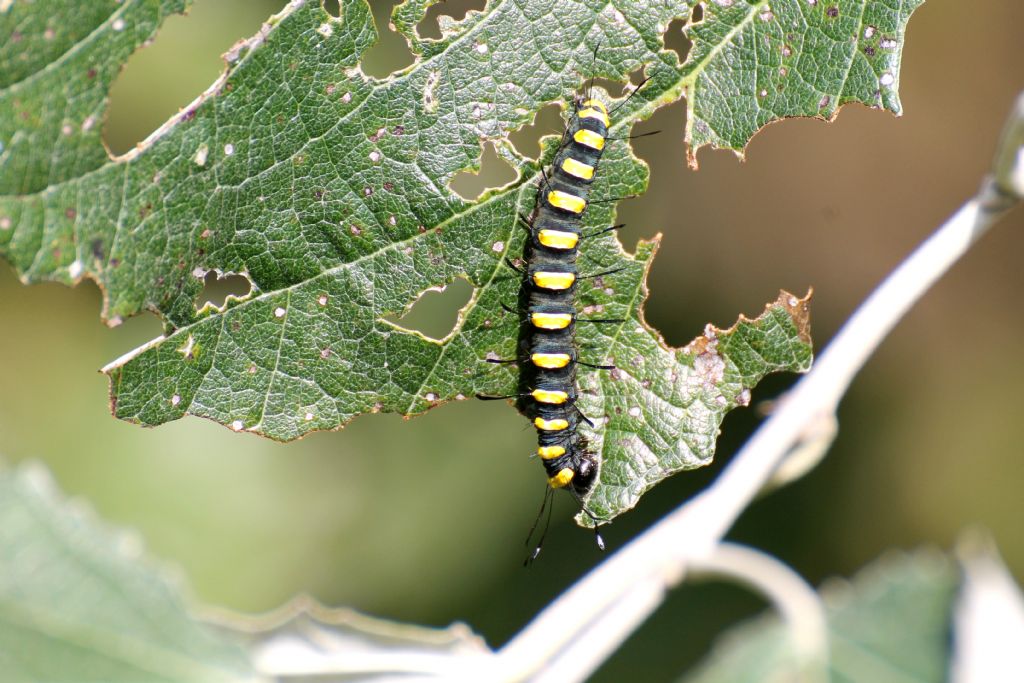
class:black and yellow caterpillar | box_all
[481,89,630,556]
[520,97,610,497]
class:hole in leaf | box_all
[360,1,416,78]
[103,0,283,155]
[448,142,518,200]
[663,18,692,65]
[588,66,648,107]
[588,77,632,100]
[691,3,704,23]
[384,277,475,341]
[416,0,486,40]
[322,0,340,18]
[508,104,564,160]
[109,309,165,358]
[195,270,253,311]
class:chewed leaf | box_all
[579,287,812,522]
[681,0,925,166]
[1,1,922,513]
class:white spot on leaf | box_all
[112,18,125,31]
[231,420,244,431]
[68,260,84,279]
[274,307,286,318]
[491,241,504,253]
[194,145,209,166]
[171,394,181,406]
[224,143,234,156]
[880,72,895,86]
[82,116,96,132]
[317,22,333,37]
[178,335,197,359]
[369,150,381,162]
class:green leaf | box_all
[580,289,811,523]
[679,550,957,683]
[0,460,493,680]
[0,462,259,683]
[681,0,925,166]
[0,0,922,519]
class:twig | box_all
[689,543,828,680]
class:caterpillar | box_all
[520,96,611,499]
[481,60,651,558]
[483,94,621,558]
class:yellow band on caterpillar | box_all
[534,417,569,431]
[573,128,605,151]
[532,388,568,404]
[538,445,566,459]
[582,99,607,113]
[547,190,586,214]
[531,312,573,329]
[538,228,579,250]
[532,270,576,290]
[579,106,610,127]
[548,468,575,488]
[531,352,572,369]
[561,156,595,180]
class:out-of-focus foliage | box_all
[680,549,958,683]
[0,463,257,683]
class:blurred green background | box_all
[2,1,1023,680]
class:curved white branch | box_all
[690,543,828,674]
